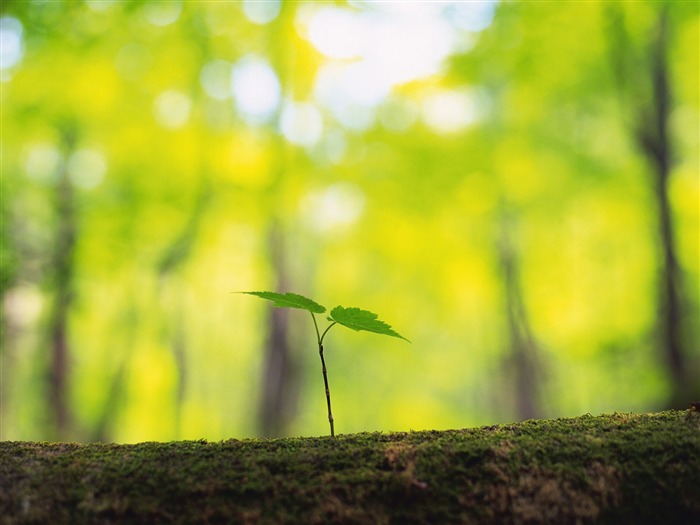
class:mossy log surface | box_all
[1,411,699,524]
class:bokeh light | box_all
[1,0,697,444]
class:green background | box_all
[1,0,698,442]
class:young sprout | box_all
[241,292,409,437]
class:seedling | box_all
[241,291,409,437]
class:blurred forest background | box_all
[0,0,698,443]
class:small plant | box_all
[241,291,409,437]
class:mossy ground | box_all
[1,411,699,524]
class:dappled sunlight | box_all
[2,285,43,330]
[243,0,281,26]
[301,182,365,235]
[420,89,479,134]
[1,0,697,443]
[299,2,490,134]
[280,101,323,147]
[199,58,232,100]
[231,55,281,125]
[66,148,107,190]
[153,90,192,130]
[142,0,182,27]
[0,16,23,74]
[303,7,367,60]
[23,143,62,183]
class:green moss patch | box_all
[1,411,698,524]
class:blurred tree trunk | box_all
[0,201,19,440]
[637,11,694,408]
[498,211,543,421]
[256,2,301,438]
[609,7,696,407]
[47,124,78,440]
[257,221,300,438]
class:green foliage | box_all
[243,291,408,435]
[243,291,409,342]
[329,306,409,342]
[1,0,697,442]
[240,291,326,314]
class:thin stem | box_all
[320,321,337,345]
[310,312,336,436]
[318,342,334,437]
[310,312,321,345]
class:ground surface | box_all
[1,410,699,524]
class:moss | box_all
[1,410,698,524]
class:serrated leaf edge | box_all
[239,291,326,314]
[329,305,410,342]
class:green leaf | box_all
[329,306,409,342]
[241,291,326,314]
